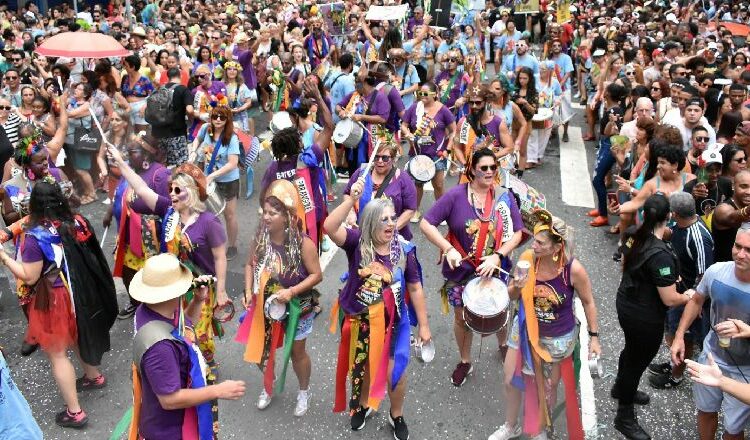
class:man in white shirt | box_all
[620,98,654,140]
[664,97,717,151]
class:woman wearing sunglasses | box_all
[434,49,471,116]
[324,181,431,440]
[107,146,231,390]
[191,64,227,140]
[238,180,322,417]
[420,148,524,388]
[191,105,240,261]
[103,135,170,319]
[401,81,455,222]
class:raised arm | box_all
[106,143,160,211]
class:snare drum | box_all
[531,107,554,129]
[333,118,365,149]
[264,294,289,321]
[406,154,437,183]
[205,181,226,216]
[461,277,510,335]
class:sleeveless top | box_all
[712,198,739,263]
[534,259,576,337]
[270,241,314,309]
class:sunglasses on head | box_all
[374,154,392,162]
[211,113,227,121]
[478,164,498,172]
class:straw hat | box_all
[131,26,147,38]
[129,254,194,304]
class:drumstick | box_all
[100,226,109,249]
[88,106,115,148]
[361,136,382,177]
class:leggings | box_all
[614,306,664,405]
[122,265,140,307]
[592,136,615,216]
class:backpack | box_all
[145,83,178,127]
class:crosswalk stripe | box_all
[575,298,599,437]
[560,126,596,208]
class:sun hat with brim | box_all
[129,254,194,304]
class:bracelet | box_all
[588,330,599,337]
[442,246,455,257]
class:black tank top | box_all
[712,198,738,263]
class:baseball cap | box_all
[686,97,704,109]
[663,41,680,51]
[652,48,664,58]
[701,146,723,166]
[707,41,719,51]
[592,49,606,57]
[666,13,679,24]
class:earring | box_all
[552,252,559,262]
[142,160,150,170]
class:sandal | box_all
[582,134,596,142]
[80,194,96,205]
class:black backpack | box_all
[145,83,178,127]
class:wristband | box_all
[588,331,599,337]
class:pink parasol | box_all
[35,32,130,58]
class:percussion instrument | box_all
[213,300,235,323]
[406,154,437,183]
[588,356,603,379]
[264,294,289,321]
[270,111,294,134]
[205,181,226,216]
[415,339,436,363]
[531,107,554,129]
[462,277,510,335]
[333,118,365,149]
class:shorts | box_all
[129,99,147,125]
[693,349,750,434]
[294,313,315,341]
[666,304,705,342]
[215,179,239,201]
[64,144,94,170]
[158,135,188,167]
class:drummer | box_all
[420,148,524,387]
[489,211,601,440]
[324,181,431,440]
[343,141,418,240]
[401,81,456,223]
[335,69,391,177]
[454,83,514,178]
[238,180,322,417]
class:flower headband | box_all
[14,127,45,166]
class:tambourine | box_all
[213,300,235,323]
[264,294,289,321]
[588,356,603,379]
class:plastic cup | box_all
[515,260,531,281]
[588,356,603,379]
[718,336,731,348]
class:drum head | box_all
[265,295,288,321]
[462,277,509,315]
[333,119,352,144]
[532,108,554,122]
[407,155,436,182]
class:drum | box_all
[205,181,226,216]
[270,111,294,134]
[406,154,437,183]
[213,300,235,323]
[531,107,554,129]
[333,119,364,149]
[264,294,288,321]
[461,277,510,335]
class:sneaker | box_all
[350,406,373,431]
[76,374,107,391]
[327,193,337,203]
[117,303,137,320]
[410,211,422,224]
[102,198,111,205]
[612,250,622,262]
[294,390,310,417]
[226,246,238,261]
[337,170,350,179]
[55,408,88,428]
[257,389,272,410]
[647,362,671,376]
[488,423,522,440]
[649,372,683,389]
[440,220,447,226]
[388,411,409,440]
[451,362,473,386]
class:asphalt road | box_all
[1,108,706,440]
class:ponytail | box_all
[622,194,670,270]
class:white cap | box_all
[707,41,719,50]
[592,49,606,57]
[666,13,679,24]
[570,5,578,12]
[701,146,723,165]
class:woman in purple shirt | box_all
[420,148,524,387]
[343,142,418,240]
[324,185,431,440]
[489,212,600,440]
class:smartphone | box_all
[607,192,619,206]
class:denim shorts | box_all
[666,304,706,342]
[294,313,315,341]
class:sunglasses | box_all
[211,113,227,121]
[379,215,398,225]
[651,86,661,91]
[0,106,10,111]
[11,57,21,61]
[735,157,748,163]
[196,74,208,79]
[374,154,392,162]
[447,57,460,63]
[417,91,435,97]
[478,164,498,172]
[694,136,710,142]
[625,71,635,76]
[4,76,17,80]
[169,185,185,195]
[469,100,484,106]
[674,71,687,76]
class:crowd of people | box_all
[0,0,749,439]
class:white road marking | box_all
[575,297,599,439]
[319,239,340,272]
[571,102,585,110]
[560,126,596,208]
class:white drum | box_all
[264,294,288,321]
[406,154,437,183]
[532,107,554,122]
[333,118,365,149]
[205,182,226,216]
[270,111,294,134]
[461,277,510,335]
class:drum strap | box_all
[473,189,494,267]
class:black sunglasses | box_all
[0,106,11,111]
[169,185,184,195]
[694,136,710,142]
[469,100,484,106]
[196,74,207,79]
[211,113,227,121]
[651,86,661,91]
[374,154,392,162]
[478,164,498,172]
[11,57,21,61]
[447,57,460,63]
[4,76,17,80]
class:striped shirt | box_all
[671,218,714,290]
[3,112,21,146]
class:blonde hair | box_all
[171,173,206,212]
[539,216,575,263]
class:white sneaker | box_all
[102,198,111,205]
[488,423,522,440]
[410,211,422,224]
[294,389,310,417]
[257,389,272,410]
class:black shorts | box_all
[215,179,239,201]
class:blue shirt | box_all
[436,41,468,57]
[403,40,434,70]
[501,53,540,79]
[325,71,356,124]
[197,125,241,182]
[550,53,574,91]
[392,63,420,108]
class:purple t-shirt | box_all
[344,167,417,240]
[434,70,468,109]
[535,260,576,337]
[423,183,524,282]
[259,145,325,221]
[377,83,405,132]
[130,164,171,214]
[338,89,390,123]
[338,228,421,315]
[402,103,455,158]
[154,198,227,275]
[233,48,258,90]
[21,233,63,287]
[135,305,190,440]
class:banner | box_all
[365,5,410,21]
[557,0,572,23]
[514,0,539,14]
[319,2,347,36]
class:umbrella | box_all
[713,22,750,37]
[35,32,130,58]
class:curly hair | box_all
[270,127,302,160]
